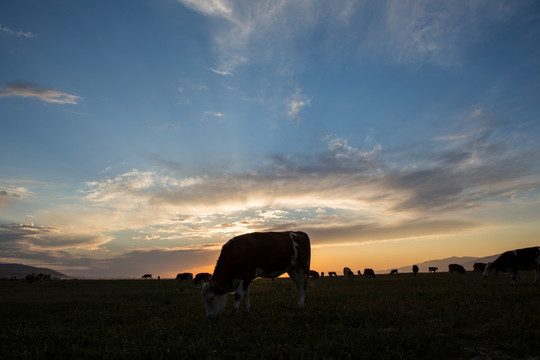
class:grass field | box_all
[1,272,539,359]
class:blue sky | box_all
[1,0,540,278]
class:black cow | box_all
[483,246,540,284]
[473,262,486,274]
[141,274,152,279]
[343,267,354,278]
[412,265,419,276]
[176,272,193,281]
[309,270,320,279]
[449,264,466,274]
[363,268,375,278]
[194,272,211,285]
[428,267,438,273]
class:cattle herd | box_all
[9,229,538,322]
[143,233,538,320]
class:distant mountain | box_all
[380,254,500,274]
[0,263,69,279]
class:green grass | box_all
[1,272,539,359]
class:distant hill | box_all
[0,263,69,279]
[380,254,500,274]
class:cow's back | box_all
[212,231,310,289]
[495,247,540,270]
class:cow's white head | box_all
[483,262,495,277]
[202,282,228,320]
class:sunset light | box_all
[1,1,539,278]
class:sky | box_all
[1,0,540,278]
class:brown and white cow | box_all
[201,231,311,319]
[483,246,540,284]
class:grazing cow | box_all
[194,272,211,285]
[363,268,375,278]
[309,270,320,279]
[200,231,311,320]
[176,273,193,282]
[25,273,37,284]
[328,271,337,277]
[343,267,354,279]
[390,269,398,275]
[448,264,466,274]
[141,274,152,279]
[412,265,419,276]
[321,272,325,277]
[428,267,438,273]
[483,246,540,284]
[473,262,486,274]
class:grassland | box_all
[1,272,539,359]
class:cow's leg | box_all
[233,280,244,313]
[244,288,251,312]
[233,279,252,313]
[288,268,306,309]
[512,268,527,284]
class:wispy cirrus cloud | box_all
[178,1,354,75]
[364,0,527,66]
[0,82,81,104]
[179,0,528,72]
[0,24,35,38]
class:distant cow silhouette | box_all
[357,270,362,276]
[412,265,419,276]
[390,269,398,275]
[193,272,211,284]
[473,262,486,274]
[328,271,337,277]
[309,270,320,279]
[449,264,466,274]
[363,268,375,278]
[428,267,438,273]
[176,273,193,281]
[26,273,44,284]
[141,274,152,279]
[343,267,354,279]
